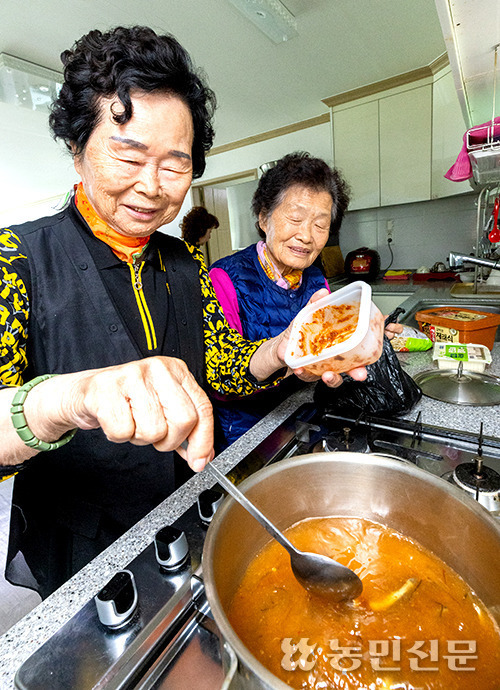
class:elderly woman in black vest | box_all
[0,26,368,597]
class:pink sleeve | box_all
[209,267,243,335]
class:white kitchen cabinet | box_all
[333,82,432,208]
[333,101,379,211]
[431,70,471,199]
[371,291,413,315]
[379,85,432,205]
[330,65,470,209]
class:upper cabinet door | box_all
[431,70,471,199]
[330,66,471,210]
[333,100,379,210]
[379,85,432,206]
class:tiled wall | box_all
[339,192,478,271]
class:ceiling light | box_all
[0,53,63,113]
[228,0,298,44]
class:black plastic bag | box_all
[314,335,422,417]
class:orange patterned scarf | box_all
[75,183,149,263]
[256,241,303,290]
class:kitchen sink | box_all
[450,282,500,298]
[400,299,500,341]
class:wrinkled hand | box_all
[384,321,403,340]
[61,357,214,472]
[276,288,368,388]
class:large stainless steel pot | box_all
[203,452,500,689]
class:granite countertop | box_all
[0,387,314,689]
[390,284,500,435]
[329,271,493,296]
[329,273,438,293]
[2,283,500,687]
[329,274,417,292]
[398,343,500,435]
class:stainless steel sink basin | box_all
[400,300,500,341]
[450,283,500,298]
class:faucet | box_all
[448,252,500,270]
[450,187,500,292]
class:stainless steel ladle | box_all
[206,462,363,602]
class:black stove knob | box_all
[154,525,189,571]
[197,488,224,525]
[94,569,138,629]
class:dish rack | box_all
[467,44,500,185]
[467,123,500,185]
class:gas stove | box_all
[295,406,500,513]
[15,402,500,689]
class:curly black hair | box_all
[252,152,351,238]
[49,26,216,179]
[180,206,219,246]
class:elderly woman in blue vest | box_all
[0,30,370,598]
[209,153,350,448]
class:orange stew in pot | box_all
[228,516,500,689]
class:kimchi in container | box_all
[284,281,384,376]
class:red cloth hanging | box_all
[445,116,500,181]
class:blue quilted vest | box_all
[210,244,326,446]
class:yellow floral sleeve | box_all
[185,243,283,395]
[0,229,29,387]
[0,228,282,397]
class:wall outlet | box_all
[386,219,394,241]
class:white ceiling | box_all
[0,0,447,144]
[0,0,447,218]
[435,0,500,127]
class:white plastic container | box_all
[433,342,492,372]
[284,281,384,376]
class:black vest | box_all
[6,205,205,597]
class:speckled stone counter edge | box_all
[2,284,500,687]
[0,387,314,688]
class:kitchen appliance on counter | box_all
[15,403,500,690]
[344,246,380,282]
